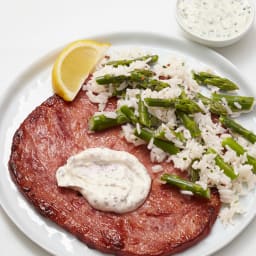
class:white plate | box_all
[1,32,256,256]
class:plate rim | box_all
[1,31,256,256]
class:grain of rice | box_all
[152,165,164,173]
[234,101,242,109]
[180,190,194,196]
[221,97,233,115]
[136,123,141,135]
[147,137,154,150]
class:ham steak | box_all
[9,90,221,256]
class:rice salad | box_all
[83,48,256,225]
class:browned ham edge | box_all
[9,90,221,256]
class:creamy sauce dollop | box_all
[177,0,254,40]
[56,148,151,213]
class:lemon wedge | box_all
[52,39,110,101]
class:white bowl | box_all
[176,0,255,48]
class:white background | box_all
[0,0,256,255]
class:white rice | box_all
[175,125,192,140]
[158,124,184,148]
[148,107,176,124]
[94,111,117,119]
[219,200,245,226]
[117,89,140,114]
[208,85,220,93]
[92,60,150,77]
[169,139,205,171]
[180,190,194,196]
[136,122,141,135]
[221,97,233,115]
[153,56,200,94]
[194,112,227,154]
[234,101,242,109]
[86,90,111,104]
[121,123,145,146]
[84,48,256,225]
[152,165,164,173]
[147,137,154,150]
[150,146,168,163]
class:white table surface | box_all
[1,0,256,255]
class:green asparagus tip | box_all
[220,115,256,144]
[105,55,159,67]
[193,71,239,91]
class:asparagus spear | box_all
[207,148,238,180]
[219,116,256,144]
[176,111,201,138]
[144,98,173,108]
[144,98,203,114]
[246,155,256,172]
[119,105,138,124]
[88,111,128,131]
[130,69,155,82]
[105,55,159,67]
[190,168,200,182]
[193,72,239,91]
[141,79,169,91]
[96,69,154,85]
[161,173,210,199]
[96,74,127,85]
[197,93,228,115]
[120,104,160,128]
[222,137,256,173]
[134,128,180,155]
[212,93,254,112]
[96,70,170,92]
[138,96,151,128]
[222,137,244,155]
[175,98,203,114]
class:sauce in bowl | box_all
[176,0,254,46]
